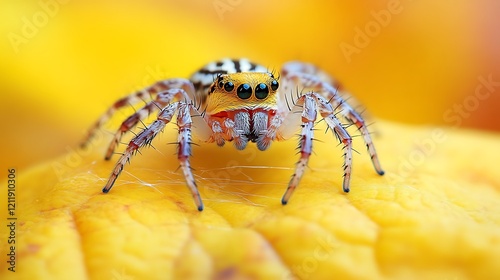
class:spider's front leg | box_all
[102,101,204,211]
[282,62,384,176]
[281,94,317,204]
[81,79,195,160]
[81,80,167,148]
[281,92,354,205]
[103,84,194,160]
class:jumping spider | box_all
[82,58,384,211]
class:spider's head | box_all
[205,72,280,114]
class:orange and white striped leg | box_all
[102,101,204,211]
[314,94,354,192]
[281,66,384,176]
[81,79,194,148]
[176,102,204,211]
[104,86,194,160]
[281,92,355,204]
[281,95,317,205]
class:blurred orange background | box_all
[1,0,499,172]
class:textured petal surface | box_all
[1,0,499,173]
[1,120,500,279]
[1,1,499,279]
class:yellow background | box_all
[1,1,500,279]
[0,0,499,172]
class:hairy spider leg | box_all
[80,79,194,150]
[281,94,316,204]
[104,80,195,160]
[87,58,386,210]
[281,92,354,204]
[102,101,204,211]
[281,63,385,178]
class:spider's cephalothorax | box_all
[82,58,384,211]
[203,72,280,150]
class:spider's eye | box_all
[224,81,234,92]
[255,83,269,99]
[237,83,252,99]
[271,80,279,91]
[218,80,224,88]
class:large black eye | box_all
[216,74,224,88]
[237,83,252,99]
[255,83,269,99]
[224,82,234,92]
[271,80,279,91]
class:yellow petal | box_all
[1,120,500,279]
